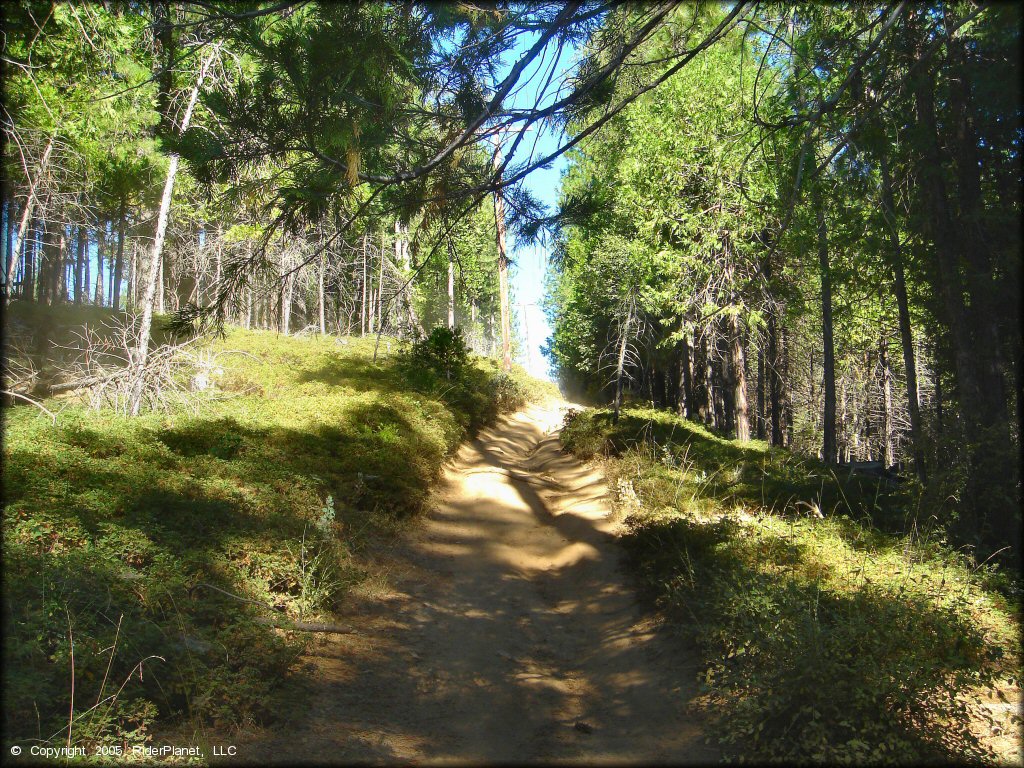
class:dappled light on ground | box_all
[228,401,718,765]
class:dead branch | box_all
[188,581,357,634]
[1,389,58,424]
[253,617,357,635]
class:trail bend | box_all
[232,399,717,765]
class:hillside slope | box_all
[561,407,1021,764]
[2,320,556,751]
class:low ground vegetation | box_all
[562,406,1021,764]
[2,314,554,754]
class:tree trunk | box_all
[815,185,837,464]
[107,236,116,307]
[281,269,294,335]
[127,243,136,312]
[22,220,36,302]
[493,148,512,371]
[880,337,895,468]
[695,332,712,425]
[913,63,1018,549]
[767,314,783,446]
[74,224,86,304]
[612,304,633,424]
[880,154,926,481]
[82,228,92,302]
[756,342,765,440]
[720,326,735,433]
[157,240,165,314]
[710,326,725,429]
[679,335,694,418]
[130,46,217,416]
[318,250,326,335]
[730,313,750,441]
[377,232,385,333]
[447,237,456,329]
[5,137,54,301]
[360,233,368,336]
[40,221,60,305]
[56,227,68,302]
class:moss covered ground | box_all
[2,314,556,755]
[562,406,1021,764]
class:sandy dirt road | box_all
[229,400,718,765]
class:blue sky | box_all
[497,31,579,380]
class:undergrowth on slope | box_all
[2,320,554,756]
[562,406,1021,764]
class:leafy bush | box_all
[489,371,528,412]
[405,326,470,380]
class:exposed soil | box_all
[224,400,718,764]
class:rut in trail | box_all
[232,400,718,765]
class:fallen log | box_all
[188,581,357,634]
[254,616,357,635]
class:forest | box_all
[545,2,1020,561]
[1,1,1021,765]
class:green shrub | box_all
[567,406,1021,764]
[405,326,470,381]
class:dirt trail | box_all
[231,400,718,764]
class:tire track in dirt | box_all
[227,400,719,765]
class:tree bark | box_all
[612,303,632,424]
[377,231,385,333]
[130,46,217,416]
[447,237,456,329]
[730,313,749,441]
[767,313,783,446]
[318,250,326,334]
[73,224,86,304]
[5,137,54,301]
[493,147,512,371]
[913,62,1018,549]
[694,332,712,425]
[879,154,926,481]
[815,185,837,464]
[679,334,694,418]
[360,233,368,336]
[22,220,36,302]
[41,221,61,305]
[756,341,765,440]
[880,337,895,468]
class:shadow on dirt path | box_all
[226,400,720,765]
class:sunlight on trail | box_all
[227,400,718,765]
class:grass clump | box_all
[2,321,551,754]
[562,406,1021,764]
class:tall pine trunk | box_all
[912,54,1017,552]
[318,250,326,335]
[130,46,217,415]
[815,185,837,464]
[679,335,694,418]
[74,225,86,304]
[880,154,926,481]
[492,146,512,371]
[730,313,749,441]
[447,237,456,329]
[113,200,127,311]
[5,137,54,301]
[612,303,633,424]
